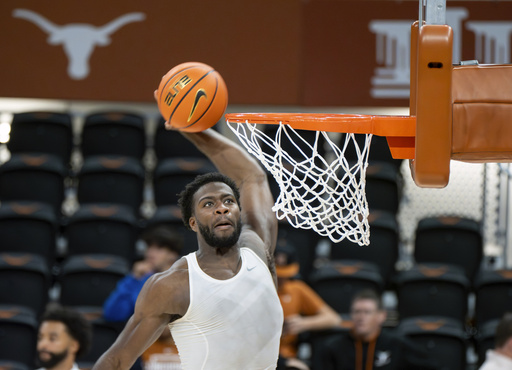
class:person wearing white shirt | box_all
[479,313,512,370]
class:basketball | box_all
[156,62,228,132]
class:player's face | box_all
[37,321,78,369]
[350,299,386,339]
[191,182,242,249]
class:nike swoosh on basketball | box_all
[187,88,207,122]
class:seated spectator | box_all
[321,289,438,370]
[479,312,512,370]
[37,304,92,370]
[275,243,341,366]
[103,225,183,322]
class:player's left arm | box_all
[93,267,187,370]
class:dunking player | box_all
[93,126,284,369]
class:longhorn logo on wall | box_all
[12,9,146,80]
[369,6,512,99]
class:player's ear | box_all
[189,217,198,232]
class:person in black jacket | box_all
[321,289,437,370]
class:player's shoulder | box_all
[147,256,190,291]
[238,227,270,264]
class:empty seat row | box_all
[0,153,215,215]
[7,111,208,165]
[0,201,197,266]
[0,195,484,288]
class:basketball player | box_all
[93,127,284,369]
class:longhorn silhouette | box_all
[13,9,146,80]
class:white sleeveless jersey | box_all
[168,247,283,370]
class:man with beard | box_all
[37,304,92,370]
[93,127,284,370]
[321,289,437,370]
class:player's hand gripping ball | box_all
[156,62,228,132]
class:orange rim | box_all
[225,112,416,159]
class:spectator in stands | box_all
[103,225,183,322]
[275,243,341,368]
[321,289,437,370]
[479,312,512,370]
[36,304,92,370]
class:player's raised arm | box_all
[180,128,278,254]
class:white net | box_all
[226,120,372,245]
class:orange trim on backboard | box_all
[410,23,453,188]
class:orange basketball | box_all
[156,62,228,132]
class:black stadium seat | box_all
[8,111,73,166]
[76,155,145,213]
[0,305,38,368]
[0,153,67,214]
[81,112,146,160]
[309,260,384,314]
[0,201,58,267]
[58,254,129,308]
[64,203,140,263]
[0,253,50,316]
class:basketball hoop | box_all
[225,0,512,244]
[225,113,415,245]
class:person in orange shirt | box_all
[275,243,342,361]
[141,329,181,370]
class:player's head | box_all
[179,173,242,250]
[140,225,183,272]
[37,304,92,369]
[350,289,386,340]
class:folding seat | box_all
[394,263,470,326]
[0,153,67,214]
[330,210,399,286]
[76,155,146,214]
[474,269,512,330]
[58,254,129,308]
[64,203,140,263]
[153,117,207,160]
[81,112,146,161]
[276,219,320,282]
[0,201,58,267]
[145,205,197,256]
[74,306,123,366]
[153,157,216,207]
[309,260,384,314]
[7,111,74,166]
[0,305,38,368]
[397,316,468,370]
[414,216,483,282]
[365,161,402,214]
[0,253,50,316]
